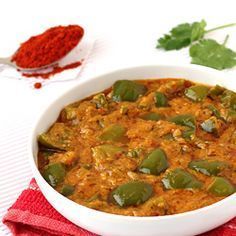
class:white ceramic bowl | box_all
[29,65,236,236]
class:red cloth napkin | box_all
[3,179,236,236]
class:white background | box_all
[0,0,236,235]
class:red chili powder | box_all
[23,61,82,79]
[12,25,84,69]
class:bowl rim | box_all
[29,64,236,222]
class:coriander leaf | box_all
[157,34,190,51]
[191,20,207,41]
[157,20,206,50]
[189,39,236,70]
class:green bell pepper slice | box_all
[200,117,218,135]
[112,80,147,102]
[208,177,235,197]
[154,92,168,107]
[221,89,236,110]
[208,85,225,99]
[182,128,195,139]
[138,148,169,175]
[38,123,72,151]
[60,106,77,121]
[189,160,227,176]
[185,85,209,102]
[162,168,202,190]
[169,114,196,129]
[99,124,126,142]
[169,114,196,139]
[92,144,125,159]
[61,184,75,196]
[42,163,66,187]
[207,105,225,121]
[110,181,153,207]
[139,112,163,121]
[93,93,108,108]
[38,133,67,151]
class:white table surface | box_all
[1,0,236,235]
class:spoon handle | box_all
[0,57,15,67]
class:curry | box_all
[37,79,236,216]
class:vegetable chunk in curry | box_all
[38,79,236,216]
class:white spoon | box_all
[0,56,59,72]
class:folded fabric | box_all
[3,179,236,236]
[201,218,236,236]
[3,179,96,236]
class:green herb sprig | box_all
[156,20,236,70]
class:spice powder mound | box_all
[12,25,84,69]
